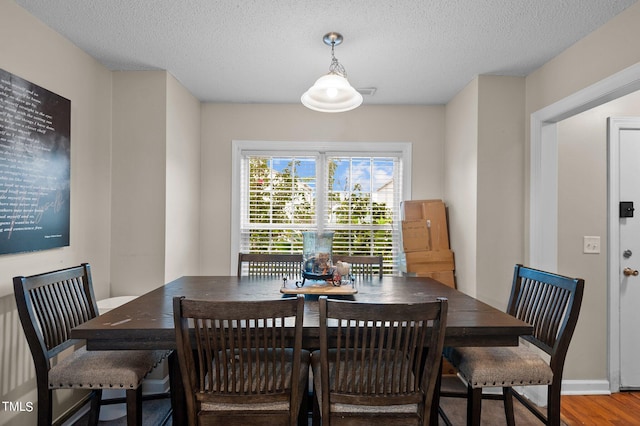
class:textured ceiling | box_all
[14,0,638,105]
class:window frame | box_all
[230,140,412,275]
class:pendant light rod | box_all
[324,32,347,78]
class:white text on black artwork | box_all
[0,69,70,254]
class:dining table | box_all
[71,275,533,425]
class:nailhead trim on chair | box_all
[446,345,553,389]
[48,347,169,390]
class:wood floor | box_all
[561,392,640,425]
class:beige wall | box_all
[110,71,168,296]
[476,76,525,309]
[557,91,640,379]
[525,2,640,260]
[444,78,479,296]
[525,1,640,382]
[0,0,113,298]
[165,74,201,282]
[0,0,113,424]
[526,3,640,115]
[444,75,525,307]
[110,71,201,295]
[199,104,446,274]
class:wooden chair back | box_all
[504,264,585,425]
[15,264,169,426]
[317,295,448,425]
[507,264,584,369]
[173,294,307,426]
[13,264,102,425]
[13,263,98,375]
[333,254,384,278]
[439,265,585,426]
[237,252,303,279]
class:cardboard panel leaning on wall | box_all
[405,250,455,273]
[401,199,456,288]
[401,199,450,251]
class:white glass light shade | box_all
[301,73,363,113]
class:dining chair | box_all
[441,264,585,426]
[311,295,448,426]
[332,254,384,278]
[13,263,169,426]
[173,294,310,426]
[237,252,304,279]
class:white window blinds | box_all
[236,143,408,275]
[239,155,317,253]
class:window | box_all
[231,141,411,275]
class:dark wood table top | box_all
[72,275,532,350]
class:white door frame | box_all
[530,62,640,392]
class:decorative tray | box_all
[280,280,357,295]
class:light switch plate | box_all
[583,236,601,254]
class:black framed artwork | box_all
[0,69,70,254]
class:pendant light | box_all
[301,32,363,113]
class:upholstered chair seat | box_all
[48,346,167,390]
[445,345,553,389]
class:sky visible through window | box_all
[269,157,395,194]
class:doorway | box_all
[531,62,640,393]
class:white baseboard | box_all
[560,379,611,395]
[479,379,611,408]
[519,385,548,406]
[142,374,171,394]
[520,379,611,406]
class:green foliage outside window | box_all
[246,157,394,274]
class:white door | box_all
[617,119,640,389]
